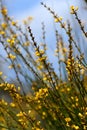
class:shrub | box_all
[0,1,87,130]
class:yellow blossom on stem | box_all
[10,102,16,107]
[1,23,7,29]
[71,125,79,130]
[7,53,16,60]
[11,21,17,26]
[78,113,83,118]
[35,51,40,56]
[28,16,33,21]
[70,5,78,14]
[16,111,26,117]
[0,71,3,76]
[1,99,8,106]
[7,38,15,46]
[0,30,5,36]
[54,17,62,23]
[23,41,30,46]
[18,86,21,91]
[65,117,71,122]
[8,64,14,69]
[1,7,7,15]
[17,64,21,69]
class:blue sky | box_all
[4,0,87,32]
[3,0,87,73]
[4,0,87,59]
[3,0,87,53]
[5,0,41,15]
[5,0,85,20]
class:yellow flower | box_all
[17,64,21,69]
[55,86,59,90]
[78,113,83,118]
[36,121,41,126]
[18,87,21,91]
[32,127,43,130]
[1,23,7,29]
[7,53,16,60]
[8,64,14,69]
[67,88,71,91]
[1,7,7,15]
[43,77,47,81]
[0,71,3,76]
[10,103,16,107]
[0,116,6,124]
[11,21,17,26]
[54,17,62,23]
[37,65,43,70]
[28,16,33,21]
[23,19,27,24]
[0,31,5,35]
[71,125,79,130]
[65,117,71,122]
[70,6,78,14]
[37,105,42,110]
[23,16,33,24]
[35,51,40,56]
[40,50,45,55]
[23,41,30,46]
[35,88,48,100]
[16,111,25,117]
[42,112,46,116]
[12,34,17,39]
[7,38,15,46]
[1,99,8,105]
[70,5,75,10]
[85,112,87,115]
